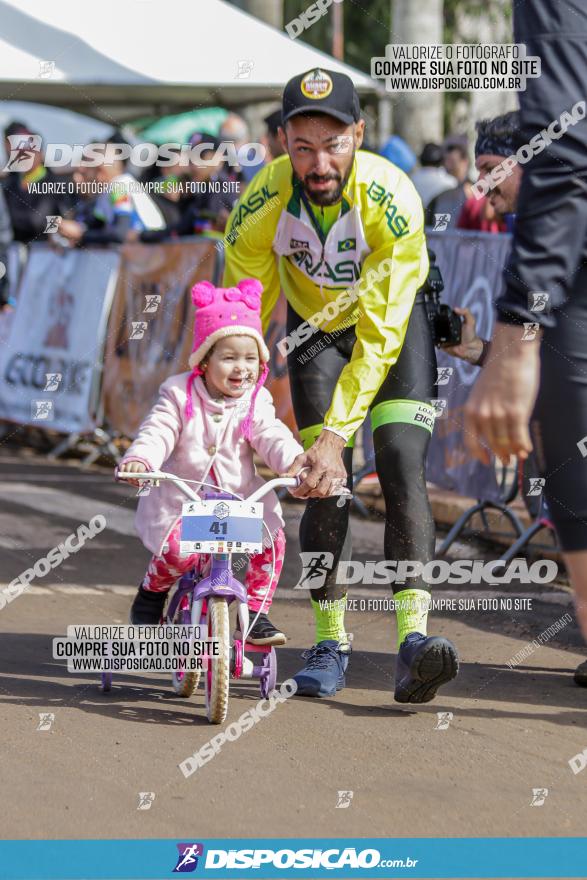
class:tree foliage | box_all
[283,0,390,73]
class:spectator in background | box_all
[443,135,472,187]
[0,187,13,310]
[426,136,473,229]
[456,112,520,234]
[175,133,229,236]
[66,161,100,226]
[179,132,244,235]
[1,125,68,244]
[410,142,457,209]
[147,146,188,230]
[262,109,286,162]
[58,136,166,246]
[137,132,243,242]
[457,194,506,233]
[219,112,262,181]
[380,134,417,175]
[2,120,30,175]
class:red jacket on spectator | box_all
[457,195,507,233]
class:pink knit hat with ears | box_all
[189,278,270,368]
[185,278,271,443]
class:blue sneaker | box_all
[293,640,350,697]
[394,633,459,704]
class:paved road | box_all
[1,447,586,849]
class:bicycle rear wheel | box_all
[205,597,230,724]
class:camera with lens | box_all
[420,248,462,346]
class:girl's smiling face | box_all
[202,335,261,398]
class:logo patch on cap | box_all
[301,69,333,100]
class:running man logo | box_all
[173,843,204,873]
[529,292,550,313]
[44,216,62,233]
[36,712,55,731]
[129,321,148,340]
[522,322,539,342]
[137,792,156,810]
[39,61,56,78]
[44,373,62,391]
[335,790,354,808]
[332,136,353,155]
[294,551,335,589]
[433,213,451,231]
[435,366,453,386]
[4,134,42,172]
[32,400,53,421]
[530,788,549,806]
[236,60,254,79]
[430,398,447,418]
[143,294,161,313]
[434,711,453,730]
[527,477,545,497]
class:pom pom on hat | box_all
[191,280,215,307]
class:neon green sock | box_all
[311,596,348,647]
[394,588,431,649]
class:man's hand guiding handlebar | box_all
[285,429,348,499]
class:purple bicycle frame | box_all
[167,490,249,621]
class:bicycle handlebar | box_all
[116,469,302,503]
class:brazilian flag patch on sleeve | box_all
[338,237,356,252]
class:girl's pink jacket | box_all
[120,373,303,556]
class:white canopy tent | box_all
[0,0,381,123]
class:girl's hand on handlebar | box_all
[116,459,151,488]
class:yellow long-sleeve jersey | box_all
[223,150,429,441]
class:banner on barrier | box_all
[426,230,513,501]
[101,239,219,438]
[0,245,119,433]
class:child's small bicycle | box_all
[112,469,302,724]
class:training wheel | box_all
[171,607,201,696]
[100,671,112,692]
[259,648,277,698]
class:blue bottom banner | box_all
[0,838,586,879]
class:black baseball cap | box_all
[282,68,361,126]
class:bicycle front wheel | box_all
[205,597,230,724]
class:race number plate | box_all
[179,499,264,555]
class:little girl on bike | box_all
[117,278,304,646]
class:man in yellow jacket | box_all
[224,68,459,702]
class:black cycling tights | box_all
[531,263,587,551]
[287,297,437,602]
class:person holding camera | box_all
[444,101,587,686]
[223,68,459,703]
